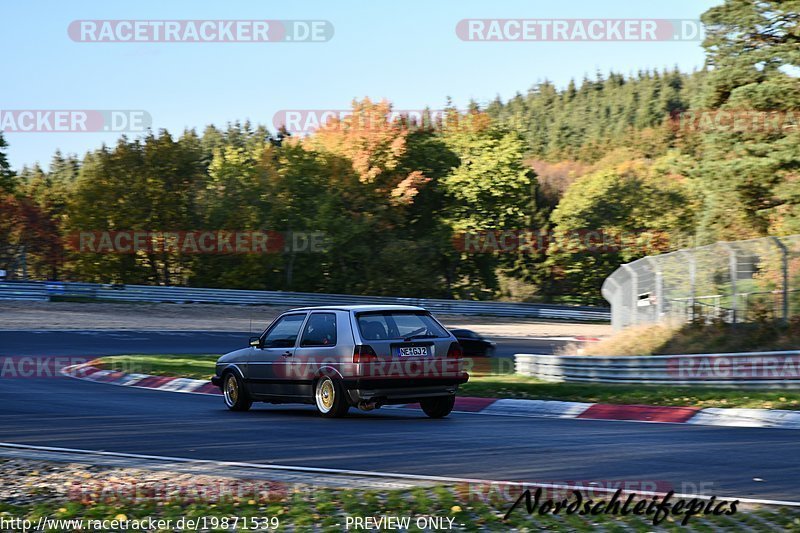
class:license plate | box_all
[397,346,428,357]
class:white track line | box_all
[1,442,798,507]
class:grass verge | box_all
[97,354,218,380]
[0,459,796,532]
[95,354,800,410]
[4,493,793,533]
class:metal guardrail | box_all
[515,352,800,388]
[0,281,610,321]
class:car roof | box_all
[288,304,427,313]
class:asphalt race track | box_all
[1,330,799,502]
[0,330,259,357]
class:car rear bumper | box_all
[344,375,468,389]
[343,374,469,405]
[210,375,222,388]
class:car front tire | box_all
[222,371,252,411]
[420,395,455,418]
[314,376,350,418]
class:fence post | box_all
[646,257,663,324]
[681,249,696,321]
[623,264,637,326]
[722,242,737,324]
[771,237,789,323]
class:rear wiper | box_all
[403,334,439,341]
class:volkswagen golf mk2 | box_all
[212,305,469,418]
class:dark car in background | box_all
[450,329,496,357]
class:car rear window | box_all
[356,311,448,341]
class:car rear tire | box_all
[222,371,252,412]
[420,395,455,418]
[315,376,349,418]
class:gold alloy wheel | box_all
[316,377,335,413]
[224,374,239,407]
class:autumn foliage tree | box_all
[3,0,797,305]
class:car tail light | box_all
[353,344,378,363]
[447,342,463,359]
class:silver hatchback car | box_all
[211,305,469,418]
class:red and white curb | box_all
[61,362,219,395]
[61,361,800,429]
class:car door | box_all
[248,313,307,397]
[292,311,346,398]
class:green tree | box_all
[440,111,543,298]
[0,133,15,193]
[544,154,696,303]
[691,0,800,242]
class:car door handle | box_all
[282,351,292,357]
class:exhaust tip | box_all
[358,401,377,412]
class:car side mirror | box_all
[249,336,263,348]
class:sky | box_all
[3,0,721,171]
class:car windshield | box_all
[357,311,448,341]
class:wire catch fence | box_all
[602,235,800,330]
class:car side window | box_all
[299,313,337,347]
[263,314,306,348]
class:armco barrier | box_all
[0,282,50,301]
[515,351,800,388]
[0,281,610,321]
